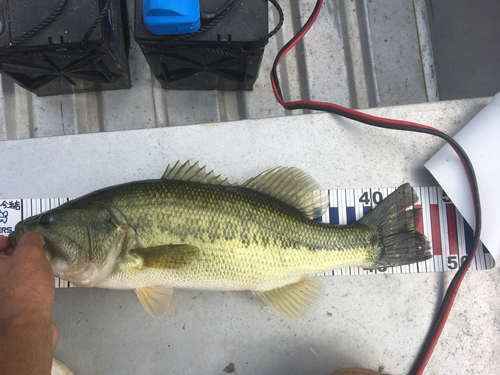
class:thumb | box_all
[14,232,47,262]
[18,232,45,249]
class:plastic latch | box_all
[143,0,201,35]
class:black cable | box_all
[165,0,283,57]
[169,0,283,45]
[200,0,235,19]
[163,5,232,41]
[4,0,68,49]
[1,0,112,53]
[199,0,284,45]
[255,0,284,46]
[271,0,322,99]
[270,0,483,373]
[80,0,112,49]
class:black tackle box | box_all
[0,0,130,96]
[134,0,270,91]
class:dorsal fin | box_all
[242,167,328,218]
[161,161,235,186]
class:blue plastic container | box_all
[143,0,201,35]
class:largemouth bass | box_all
[10,161,431,319]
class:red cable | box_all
[270,0,480,374]
[415,246,477,374]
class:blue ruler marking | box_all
[330,207,339,225]
[346,207,356,225]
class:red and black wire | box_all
[269,0,482,374]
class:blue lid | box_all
[143,0,201,35]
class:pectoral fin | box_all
[130,244,199,270]
[256,277,324,319]
[135,285,177,319]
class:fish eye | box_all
[39,213,53,228]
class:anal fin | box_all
[135,285,177,319]
[256,277,324,320]
[51,357,75,375]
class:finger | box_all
[14,232,47,261]
[0,236,14,257]
[0,247,14,257]
[0,236,10,251]
[18,232,45,249]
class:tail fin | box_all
[357,183,432,267]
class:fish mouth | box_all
[9,220,30,249]
[9,225,51,261]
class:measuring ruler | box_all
[0,186,493,288]
[317,187,493,276]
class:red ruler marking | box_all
[446,204,458,255]
[430,204,442,256]
[414,204,424,235]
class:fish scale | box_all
[98,179,374,291]
[10,162,431,319]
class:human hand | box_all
[0,232,58,375]
[0,232,56,326]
